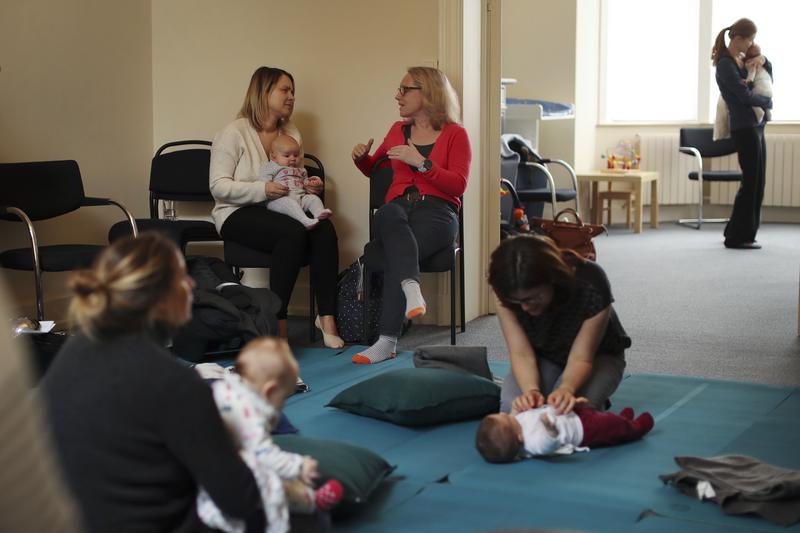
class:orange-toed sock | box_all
[352,335,397,364]
[401,279,426,319]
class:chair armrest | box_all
[500,178,521,209]
[678,146,704,181]
[82,197,138,237]
[546,159,580,217]
[522,162,557,217]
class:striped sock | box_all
[352,335,397,364]
[401,279,426,319]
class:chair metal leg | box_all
[362,266,369,345]
[7,207,44,320]
[450,262,456,346]
[308,285,316,342]
[458,249,466,334]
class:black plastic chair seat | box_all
[517,188,578,202]
[0,244,103,271]
[109,219,219,248]
[688,170,742,182]
[363,240,456,273]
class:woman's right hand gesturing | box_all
[352,138,374,162]
[265,181,289,200]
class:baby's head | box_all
[235,337,299,409]
[270,135,301,168]
[745,43,762,61]
[475,412,524,463]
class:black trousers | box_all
[372,196,458,337]
[220,205,338,319]
[725,125,766,244]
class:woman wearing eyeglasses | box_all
[350,67,471,364]
[488,235,630,415]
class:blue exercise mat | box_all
[276,348,800,532]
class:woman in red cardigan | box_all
[351,66,471,364]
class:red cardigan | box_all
[355,121,471,209]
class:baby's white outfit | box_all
[516,405,587,456]
[197,373,310,533]
[258,161,328,228]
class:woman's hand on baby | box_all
[304,176,323,194]
[265,181,289,200]
[512,389,544,413]
[387,139,424,167]
[548,386,580,415]
[352,138,374,161]
[300,456,319,485]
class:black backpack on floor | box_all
[335,259,382,344]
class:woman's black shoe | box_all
[724,241,762,249]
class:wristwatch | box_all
[417,159,433,173]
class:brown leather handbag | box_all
[531,208,606,261]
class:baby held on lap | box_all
[197,337,342,533]
[258,135,332,230]
[476,399,654,463]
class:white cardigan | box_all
[209,117,303,232]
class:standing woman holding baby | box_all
[210,66,343,346]
[350,67,471,364]
[712,18,773,249]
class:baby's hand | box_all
[300,456,319,485]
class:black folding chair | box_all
[0,160,137,320]
[108,140,219,250]
[677,127,742,229]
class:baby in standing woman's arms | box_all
[259,135,332,229]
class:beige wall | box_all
[0,0,153,318]
[501,0,576,165]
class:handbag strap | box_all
[554,208,583,226]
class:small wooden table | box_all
[576,170,660,233]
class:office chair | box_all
[677,127,742,229]
[361,157,465,345]
[0,160,137,320]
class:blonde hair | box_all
[238,66,295,131]
[236,337,299,393]
[407,66,461,129]
[68,233,182,339]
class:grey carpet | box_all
[293,222,800,387]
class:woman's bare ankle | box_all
[319,314,339,335]
[277,319,288,339]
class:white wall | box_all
[501,0,576,166]
[0,0,153,318]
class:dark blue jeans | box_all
[372,196,458,337]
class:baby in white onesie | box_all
[258,135,332,229]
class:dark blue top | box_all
[716,54,773,132]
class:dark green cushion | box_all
[272,434,394,507]
[326,367,501,426]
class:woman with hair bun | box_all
[41,233,267,532]
[711,18,772,249]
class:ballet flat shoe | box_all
[315,315,345,349]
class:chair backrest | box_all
[0,160,85,221]
[679,127,737,158]
[149,141,213,217]
[304,153,326,202]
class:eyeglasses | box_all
[504,292,548,307]
[397,85,422,96]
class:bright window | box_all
[602,0,800,123]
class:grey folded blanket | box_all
[413,345,492,381]
[660,454,800,526]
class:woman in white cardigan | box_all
[210,66,343,347]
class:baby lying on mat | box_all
[476,401,654,463]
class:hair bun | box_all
[70,270,105,298]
